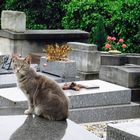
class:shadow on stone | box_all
[10,115,67,140]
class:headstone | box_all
[1,10,26,32]
[67,42,100,80]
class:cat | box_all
[11,54,69,121]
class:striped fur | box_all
[12,55,69,121]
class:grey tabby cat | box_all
[12,54,69,121]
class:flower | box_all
[104,36,127,52]
[122,44,127,48]
[119,38,124,43]
[105,43,111,49]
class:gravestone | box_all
[67,42,100,80]
[1,10,26,32]
[100,54,140,101]
[1,80,140,123]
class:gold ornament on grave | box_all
[44,44,71,61]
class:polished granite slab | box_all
[0,80,131,108]
[0,115,101,140]
[0,72,62,88]
[0,74,17,88]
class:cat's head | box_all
[12,54,31,75]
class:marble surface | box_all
[0,74,17,88]
[107,120,140,140]
[0,80,130,103]
[63,80,130,96]
[0,115,101,140]
[108,120,140,137]
[0,87,26,102]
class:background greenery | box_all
[0,0,139,53]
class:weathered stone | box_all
[131,88,140,101]
[0,30,89,56]
[1,10,26,32]
[101,54,128,66]
[99,64,140,88]
[127,55,140,65]
[68,42,99,72]
[0,80,131,108]
[0,80,139,123]
[70,102,140,123]
[107,120,140,140]
[40,57,77,78]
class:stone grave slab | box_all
[107,120,140,140]
[0,80,131,108]
[0,80,139,123]
[63,80,131,108]
[69,102,140,123]
[0,115,101,140]
[0,74,17,88]
[0,72,62,89]
[100,64,140,88]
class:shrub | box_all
[62,0,140,53]
[3,0,70,29]
[105,0,140,53]
[91,15,107,51]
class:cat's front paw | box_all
[24,109,33,115]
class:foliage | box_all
[92,15,107,51]
[62,0,140,53]
[105,0,140,53]
[3,0,70,29]
[0,0,139,53]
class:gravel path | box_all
[81,118,140,138]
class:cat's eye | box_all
[14,64,17,67]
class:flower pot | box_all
[108,50,121,54]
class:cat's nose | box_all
[16,68,20,73]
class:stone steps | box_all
[69,102,140,123]
[107,119,140,140]
[0,80,139,124]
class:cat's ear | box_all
[24,55,32,64]
[12,54,21,59]
[12,54,18,62]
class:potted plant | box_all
[40,44,76,79]
[104,36,127,54]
